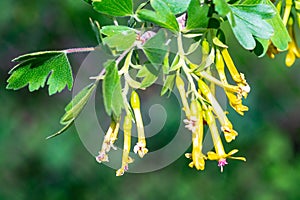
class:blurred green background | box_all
[1,0,300,199]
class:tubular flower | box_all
[131,91,148,158]
[198,79,239,142]
[185,100,206,170]
[285,17,300,67]
[221,117,238,143]
[226,92,249,116]
[205,109,246,172]
[116,115,134,176]
[96,121,118,163]
[176,75,191,118]
[220,48,250,98]
[215,49,249,115]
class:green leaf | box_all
[227,4,275,50]
[92,0,133,17]
[101,26,136,51]
[46,122,74,140]
[47,83,97,139]
[136,65,159,88]
[263,0,290,50]
[61,83,97,124]
[160,0,191,14]
[142,30,168,70]
[100,25,135,36]
[89,18,102,44]
[161,73,176,96]
[213,0,231,16]
[103,60,124,116]
[186,0,209,31]
[242,0,290,50]
[136,0,179,32]
[169,54,181,71]
[7,51,73,95]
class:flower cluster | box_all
[96,91,148,176]
[6,0,297,177]
[175,34,249,172]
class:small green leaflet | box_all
[7,51,73,95]
[227,4,276,50]
[186,0,210,31]
[161,73,176,96]
[137,0,179,32]
[142,30,168,70]
[160,0,191,14]
[103,60,124,117]
[89,18,102,44]
[47,83,97,139]
[92,0,133,17]
[136,65,159,88]
[213,0,231,16]
[101,26,136,51]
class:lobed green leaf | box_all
[136,0,179,32]
[101,25,136,51]
[92,0,133,17]
[186,0,210,31]
[7,51,73,95]
[160,0,191,14]
[227,4,275,50]
[213,0,231,16]
[142,30,168,70]
[136,65,159,88]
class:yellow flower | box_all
[205,109,246,172]
[285,17,300,67]
[131,91,148,158]
[198,79,240,142]
[215,49,249,115]
[96,120,118,163]
[207,149,246,172]
[176,75,191,118]
[116,115,134,176]
[226,92,249,116]
[221,49,250,92]
[221,117,238,143]
[185,100,206,170]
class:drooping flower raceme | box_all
[8,0,298,177]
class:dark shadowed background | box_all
[1,0,300,199]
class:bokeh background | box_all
[1,0,300,199]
